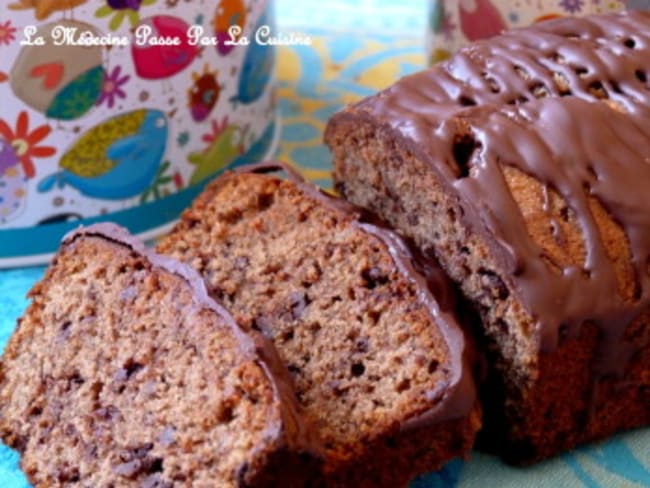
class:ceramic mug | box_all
[0,0,278,267]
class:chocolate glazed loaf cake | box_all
[0,224,320,487]
[157,163,481,487]
[325,11,650,464]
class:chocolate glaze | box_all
[357,11,650,115]
[232,161,477,427]
[62,223,322,458]
[328,11,650,378]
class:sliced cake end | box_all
[0,223,320,487]
[158,163,480,487]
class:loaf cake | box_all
[157,162,481,486]
[0,223,320,487]
[325,11,650,464]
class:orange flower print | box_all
[0,112,56,178]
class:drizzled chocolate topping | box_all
[358,11,650,115]
[333,11,650,378]
[233,161,477,427]
[62,223,322,457]
[456,98,650,377]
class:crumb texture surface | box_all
[0,232,312,487]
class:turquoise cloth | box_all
[0,1,648,486]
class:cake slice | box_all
[0,223,320,487]
[157,163,480,487]
[325,11,650,464]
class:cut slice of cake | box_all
[157,163,480,487]
[325,11,650,464]
[0,223,320,487]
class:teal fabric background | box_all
[0,1,648,486]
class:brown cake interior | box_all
[0,231,314,487]
[158,171,480,485]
